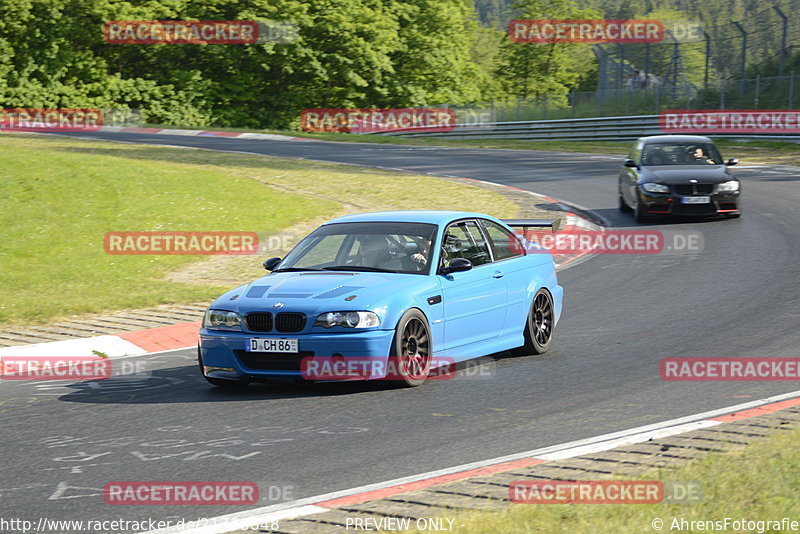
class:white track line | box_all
[141,389,800,534]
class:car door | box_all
[438,219,506,353]
[477,219,530,336]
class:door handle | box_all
[493,270,504,279]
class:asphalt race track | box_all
[3,132,800,527]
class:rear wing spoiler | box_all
[501,217,565,234]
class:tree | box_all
[495,0,600,102]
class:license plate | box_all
[682,196,711,204]
[246,338,298,353]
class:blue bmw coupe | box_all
[199,211,564,387]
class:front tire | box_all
[512,289,555,356]
[618,191,632,212]
[634,195,650,223]
[198,347,250,389]
[386,309,432,387]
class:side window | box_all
[441,221,492,268]
[479,219,524,260]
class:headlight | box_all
[203,309,243,331]
[717,180,740,192]
[641,183,670,193]
[315,311,380,329]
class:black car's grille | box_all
[276,312,306,332]
[672,184,715,195]
[245,313,272,332]
[236,350,313,371]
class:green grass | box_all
[0,133,517,325]
[401,424,800,533]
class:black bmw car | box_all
[618,135,741,222]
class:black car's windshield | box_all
[641,142,723,166]
[276,222,437,275]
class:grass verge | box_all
[0,133,517,325]
[401,424,800,533]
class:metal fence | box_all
[371,114,800,142]
[441,2,800,124]
[445,73,800,124]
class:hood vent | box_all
[245,286,270,298]
[314,286,363,299]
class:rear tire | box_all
[512,289,555,356]
[385,309,432,387]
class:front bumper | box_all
[199,328,396,381]
[639,189,740,216]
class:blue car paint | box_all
[199,210,563,381]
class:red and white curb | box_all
[140,389,800,534]
[100,126,313,141]
[0,322,200,359]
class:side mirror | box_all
[263,257,281,271]
[624,159,638,168]
[440,257,472,275]
[726,158,738,166]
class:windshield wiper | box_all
[322,266,398,273]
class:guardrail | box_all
[367,114,800,142]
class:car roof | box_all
[325,210,497,226]
[638,134,714,144]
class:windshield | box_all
[641,142,723,166]
[276,222,437,275]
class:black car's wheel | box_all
[386,309,432,387]
[197,346,250,388]
[512,289,554,356]
[618,191,632,212]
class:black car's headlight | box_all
[717,180,740,192]
[641,183,670,193]
[315,311,380,329]
[203,309,243,331]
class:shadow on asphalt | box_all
[53,355,519,405]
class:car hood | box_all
[210,271,433,316]
[641,165,734,184]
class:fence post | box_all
[516,96,521,121]
[789,71,795,110]
[774,6,788,77]
[655,83,661,114]
[703,31,711,88]
[733,22,747,96]
[755,75,760,108]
